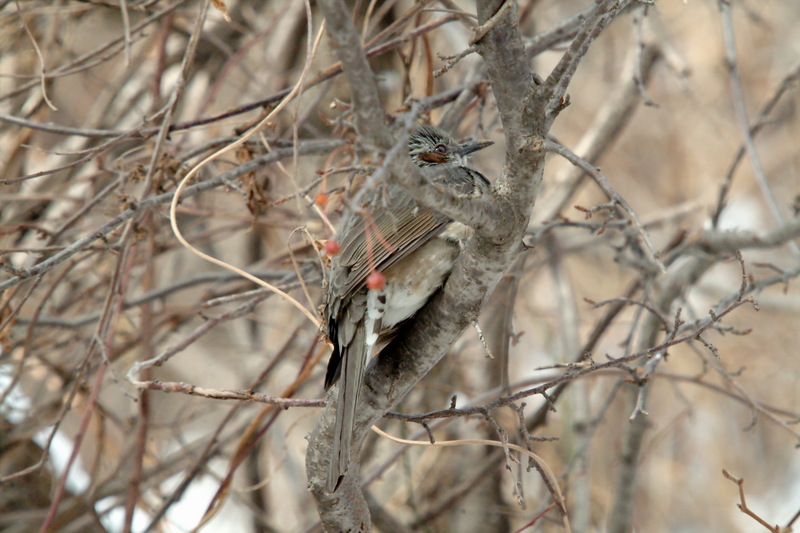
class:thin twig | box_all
[542,138,666,273]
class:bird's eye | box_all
[434,144,447,154]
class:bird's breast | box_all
[379,232,462,328]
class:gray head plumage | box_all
[407,125,493,168]
[407,125,463,167]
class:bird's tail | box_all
[327,288,384,492]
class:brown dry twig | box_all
[722,470,786,533]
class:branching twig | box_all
[0,141,342,293]
[722,470,782,533]
[542,138,666,272]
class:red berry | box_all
[314,192,328,207]
[366,271,386,290]
[324,240,341,256]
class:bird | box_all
[322,124,493,492]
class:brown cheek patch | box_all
[418,152,447,164]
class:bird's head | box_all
[408,125,493,168]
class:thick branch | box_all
[697,216,800,253]
[476,1,540,147]
[316,0,391,149]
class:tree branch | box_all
[0,140,342,292]
[316,0,391,150]
[544,0,634,123]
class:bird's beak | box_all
[456,139,494,156]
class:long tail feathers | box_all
[327,288,385,492]
[327,322,365,491]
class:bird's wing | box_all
[332,184,449,300]
[324,183,447,387]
